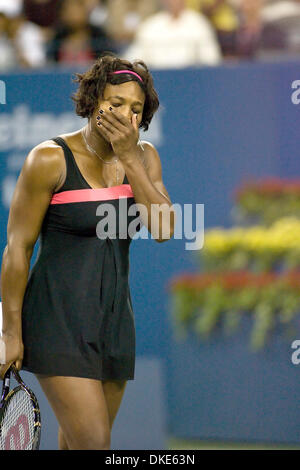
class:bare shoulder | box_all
[139,140,171,201]
[139,140,161,169]
[140,140,158,155]
[22,139,65,191]
[26,139,64,166]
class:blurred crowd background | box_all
[0,0,300,71]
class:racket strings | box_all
[0,389,36,450]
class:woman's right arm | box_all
[0,142,64,376]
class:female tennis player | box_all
[0,54,175,450]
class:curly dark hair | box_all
[72,53,159,131]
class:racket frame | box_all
[0,365,41,450]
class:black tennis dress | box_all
[21,136,140,381]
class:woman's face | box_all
[94,81,145,130]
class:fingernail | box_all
[97,115,101,120]
[99,109,104,114]
[109,107,113,111]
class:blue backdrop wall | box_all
[1,60,300,449]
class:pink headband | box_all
[112,70,144,83]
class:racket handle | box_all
[10,364,27,388]
[0,361,14,381]
[0,366,11,406]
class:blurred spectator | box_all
[258,0,300,59]
[88,0,109,28]
[124,0,222,68]
[186,0,239,56]
[0,0,46,70]
[235,0,263,58]
[47,0,116,65]
[106,0,160,50]
[84,0,102,10]
[23,0,59,28]
[22,0,59,44]
[0,10,18,71]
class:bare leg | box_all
[102,380,127,429]
[56,379,127,449]
[36,375,111,450]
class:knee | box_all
[68,427,111,450]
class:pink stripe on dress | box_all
[50,184,134,205]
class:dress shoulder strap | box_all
[52,136,90,192]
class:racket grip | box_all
[0,361,14,381]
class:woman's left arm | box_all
[123,141,175,242]
[98,108,175,242]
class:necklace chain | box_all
[82,130,120,185]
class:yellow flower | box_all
[203,217,300,255]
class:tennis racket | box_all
[0,364,41,450]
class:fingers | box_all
[97,116,119,142]
[99,109,127,133]
[110,109,139,136]
[96,108,139,153]
[0,359,22,380]
[0,336,23,378]
[107,108,130,127]
[15,359,22,371]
